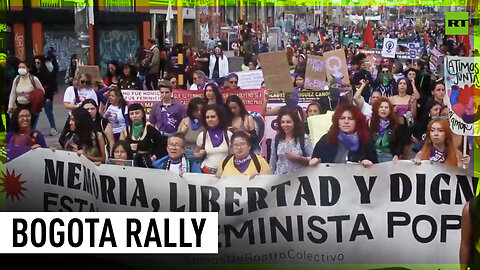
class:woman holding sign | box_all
[270,110,313,175]
[310,104,378,167]
[411,118,470,168]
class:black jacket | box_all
[312,134,378,164]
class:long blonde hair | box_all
[420,119,458,166]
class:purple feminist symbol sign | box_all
[385,41,395,53]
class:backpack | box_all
[222,153,261,173]
[15,75,45,114]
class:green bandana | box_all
[132,122,144,140]
[382,73,390,87]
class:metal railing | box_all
[105,0,135,12]
[39,0,75,9]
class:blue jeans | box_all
[376,150,393,163]
[43,100,56,129]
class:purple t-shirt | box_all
[149,100,187,134]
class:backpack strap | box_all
[73,86,80,105]
[28,75,36,89]
[224,130,230,147]
[202,131,207,149]
[222,154,234,170]
[250,154,261,173]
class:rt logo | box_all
[445,12,469,35]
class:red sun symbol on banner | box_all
[0,169,28,202]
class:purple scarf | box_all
[338,131,360,152]
[208,127,224,148]
[190,118,202,130]
[379,119,390,136]
[430,146,446,163]
[234,155,252,173]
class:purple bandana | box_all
[379,119,390,136]
[338,131,360,152]
[234,155,252,173]
[208,127,224,148]
[430,146,446,163]
[191,118,202,130]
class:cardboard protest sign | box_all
[258,51,293,93]
[381,38,397,58]
[304,55,328,91]
[322,49,350,85]
[77,65,102,83]
[444,56,479,136]
[236,69,264,90]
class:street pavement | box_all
[36,89,68,149]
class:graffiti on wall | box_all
[14,33,25,61]
[43,31,80,72]
[98,29,140,76]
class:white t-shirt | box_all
[63,86,98,114]
[359,102,373,121]
[105,105,128,134]
[196,131,232,169]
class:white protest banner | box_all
[381,38,397,58]
[444,56,479,136]
[236,69,264,90]
[5,147,476,266]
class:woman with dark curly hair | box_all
[310,104,378,167]
[270,109,313,175]
[59,107,106,164]
[7,107,47,149]
[103,60,121,86]
[369,97,401,162]
[194,104,232,174]
[118,63,143,90]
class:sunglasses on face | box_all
[80,80,90,85]
[35,62,41,64]
[229,80,238,84]
[381,70,389,73]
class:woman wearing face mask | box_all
[389,77,418,121]
[81,99,115,157]
[203,82,224,105]
[369,97,401,162]
[178,98,206,160]
[31,55,58,135]
[412,118,470,168]
[270,110,313,174]
[120,103,168,168]
[373,66,395,97]
[8,61,45,129]
[209,45,229,80]
[310,104,378,167]
[58,107,106,164]
[194,104,232,174]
